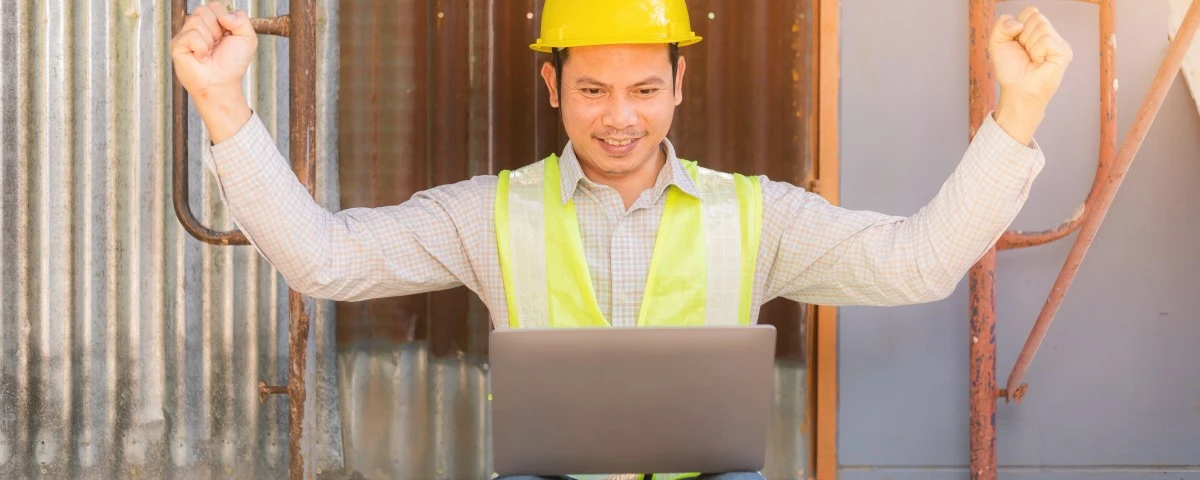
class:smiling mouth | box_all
[601,138,636,146]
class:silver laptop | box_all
[489,325,776,476]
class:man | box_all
[170,1,1071,478]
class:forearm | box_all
[992,94,1047,146]
[770,112,1045,305]
[202,113,473,301]
[881,111,1045,300]
[194,87,253,144]
[201,113,344,297]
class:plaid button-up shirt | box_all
[204,112,1044,328]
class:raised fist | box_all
[169,1,258,102]
[990,6,1074,108]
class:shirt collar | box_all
[556,138,702,205]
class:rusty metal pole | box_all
[989,0,1121,255]
[1000,0,1117,403]
[967,254,997,480]
[283,0,317,478]
[250,15,292,37]
[171,0,251,246]
[171,1,318,478]
[967,1,997,479]
[967,0,1200,475]
[994,0,1116,253]
[1004,0,1200,398]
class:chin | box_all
[596,158,641,176]
[599,167,637,177]
[607,147,651,163]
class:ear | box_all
[540,61,560,108]
[673,56,687,106]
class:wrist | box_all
[194,86,252,144]
[992,93,1046,146]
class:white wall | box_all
[838,0,1200,477]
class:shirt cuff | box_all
[201,111,274,190]
[971,109,1047,188]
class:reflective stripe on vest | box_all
[495,154,762,328]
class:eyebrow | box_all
[632,76,667,87]
[574,76,610,88]
[573,76,667,88]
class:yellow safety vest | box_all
[493,154,763,480]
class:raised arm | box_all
[763,112,1044,306]
[171,2,489,301]
[763,6,1070,306]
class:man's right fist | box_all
[170,2,257,102]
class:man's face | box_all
[541,44,686,179]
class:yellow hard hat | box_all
[530,0,703,53]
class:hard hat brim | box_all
[530,35,702,53]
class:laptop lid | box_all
[489,325,777,476]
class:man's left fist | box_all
[990,6,1074,109]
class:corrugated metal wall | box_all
[336,1,816,478]
[0,0,345,478]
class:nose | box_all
[601,94,637,131]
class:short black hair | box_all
[551,44,681,104]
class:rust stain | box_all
[257,381,288,404]
[170,0,250,246]
[251,15,292,37]
[171,0,320,477]
[287,290,313,480]
[284,1,319,478]
[967,1,997,479]
[335,0,432,348]
[995,203,1087,250]
[1010,383,1028,404]
[996,0,1117,251]
[171,10,300,246]
[971,1,1200,478]
[967,250,997,480]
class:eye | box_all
[635,88,661,97]
[579,88,605,97]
